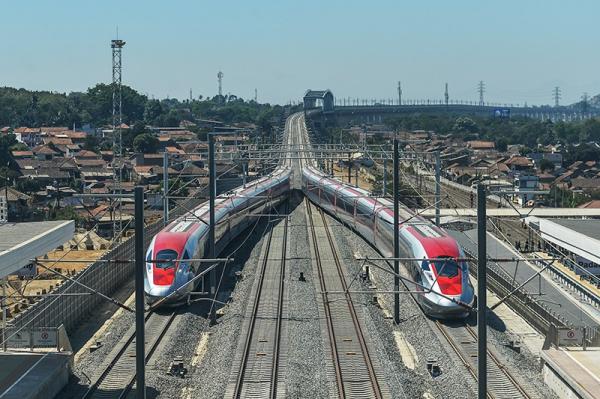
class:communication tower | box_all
[217,71,224,98]
[111,37,125,240]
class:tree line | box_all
[0,85,284,130]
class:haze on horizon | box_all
[1,0,598,106]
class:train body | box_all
[145,167,291,304]
[302,165,474,318]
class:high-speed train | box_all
[145,166,291,304]
[302,164,474,318]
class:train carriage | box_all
[302,165,474,318]
[145,167,291,305]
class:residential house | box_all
[0,186,31,221]
[467,140,495,154]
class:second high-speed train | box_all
[145,166,291,304]
[302,164,474,318]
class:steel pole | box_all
[163,152,169,225]
[393,139,400,324]
[134,186,145,399]
[2,278,6,352]
[435,151,441,226]
[208,134,217,324]
[382,159,387,197]
[348,152,352,184]
[477,183,487,399]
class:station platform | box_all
[535,252,600,298]
[0,351,72,399]
[542,347,600,399]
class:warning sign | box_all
[33,329,57,347]
[558,328,583,346]
[6,329,31,348]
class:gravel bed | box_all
[324,213,474,398]
[284,195,329,398]
[172,213,275,399]
[325,211,556,399]
[486,316,557,398]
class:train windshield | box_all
[155,249,179,269]
[432,257,460,278]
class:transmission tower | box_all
[444,82,449,106]
[478,81,485,106]
[111,37,125,240]
[553,86,561,107]
[581,92,589,114]
[397,81,402,105]
[217,71,224,98]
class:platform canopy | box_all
[526,217,600,275]
[417,208,600,218]
[0,220,75,278]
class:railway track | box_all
[227,211,289,399]
[82,310,177,399]
[306,200,387,399]
[434,320,538,399]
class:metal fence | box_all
[544,325,600,349]
[5,193,206,339]
[463,246,569,334]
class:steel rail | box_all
[232,206,288,399]
[306,200,384,399]
[81,310,177,399]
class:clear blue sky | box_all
[1,1,599,106]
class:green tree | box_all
[496,138,508,152]
[133,133,159,153]
[538,158,555,172]
[83,135,101,152]
[452,117,479,134]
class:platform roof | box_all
[417,208,600,218]
[0,220,74,278]
[551,219,600,241]
[526,217,600,273]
